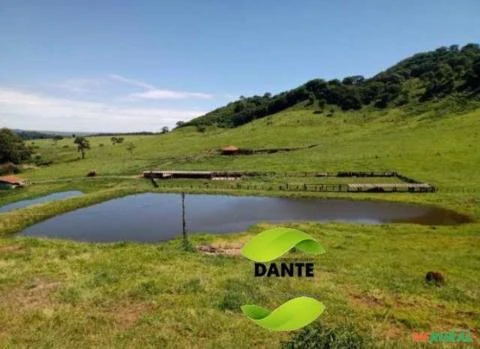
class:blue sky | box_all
[0,0,479,132]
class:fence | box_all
[144,170,436,193]
[151,181,435,193]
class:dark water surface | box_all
[20,193,470,242]
[0,191,83,213]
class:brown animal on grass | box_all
[425,271,445,286]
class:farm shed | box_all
[221,145,240,155]
[0,175,26,190]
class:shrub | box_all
[33,155,53,166]
[282,322,373,349]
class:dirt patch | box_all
[0,244,24,253]
[110,303,152,330]
[392,297,417,308]
[348,289,427,310]
[348,291,386,308]
[384,326,403,339]
[197,242,243,256]
[456,309,479,319]
[0,278,59,310]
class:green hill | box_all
[183,43,480,128]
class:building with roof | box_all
[0,175,26,189]
[221,145,240,155]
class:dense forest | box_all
[182,44,480,128]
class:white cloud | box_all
[109,74,213,100]
[51,74,214,101]
[108,74,155,90]
[130,89,213,100]
[0,74,214,132]
[0,88,206,132]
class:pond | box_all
[19,193,470,242]
[0,191,83,213]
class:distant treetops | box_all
[180,43,480,129]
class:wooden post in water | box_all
[181,192,189,250]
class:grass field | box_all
[1,103,479,348]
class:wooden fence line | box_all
[151,181,435,193]
[144,169,435,193]
[145,170,401,179]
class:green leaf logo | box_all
[240,227,326,331]
[241,227,325,262]
[241,296,325,331]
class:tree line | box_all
[181,43,480,128]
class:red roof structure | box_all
[221,145,239,155]
[0,175,25,185]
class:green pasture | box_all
[1,104,479,348]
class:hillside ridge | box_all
[182,43,480,129]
